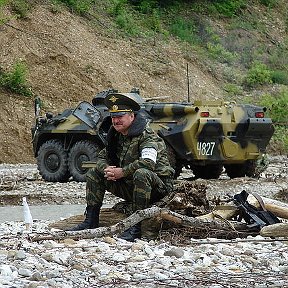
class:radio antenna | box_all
[186,63,190,102]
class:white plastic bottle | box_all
[22,197,33,231]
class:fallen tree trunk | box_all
[247,194,288,219]
[196,204,238,220]
[31,206,248,242]
[198,194,288,221]
[260,223,288,237]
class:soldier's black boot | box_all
[119,222,141,242]
[66,205,101,231]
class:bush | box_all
[129,0,158,13]
[244,62,272,87]
[169,17,199,44]
[109,0,140,35]
[57,0,93,15]
[272,126,288,153]
[10,0,31,18]
[223,83,243,96]
[259,0,277,8]
[271,70,288,85]
[206,42,238,63]
[129,0,176,10]
[115,12,139,35]
[110,0,126,16]
[0,0,8,7]
[259,91,288,154]
[259,91,288,123]
[0,62,33,97]
[210,0,247,17]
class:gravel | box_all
[0,222,288,287]
[0,155,287,287]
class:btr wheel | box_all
[193,164,223,179]
[245,160,257,177]
[206,164,223,179]
[37,140,70,182]
[225,164,246,179]
[68,140,100,182]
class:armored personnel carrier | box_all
[31,89,274,182]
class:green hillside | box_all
[0,0,287,162]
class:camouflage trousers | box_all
[86,167,173,212]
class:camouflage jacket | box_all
[95,113,174,179]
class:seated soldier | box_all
[68,91,174,242]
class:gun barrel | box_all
[150,104,199,116]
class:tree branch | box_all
[31,206,248,242]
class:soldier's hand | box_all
[104,166,123,181]
[112,167,124,180]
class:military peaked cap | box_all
[104,92,143,116]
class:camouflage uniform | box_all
[86,113,174,212]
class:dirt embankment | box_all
[0,4,224,164]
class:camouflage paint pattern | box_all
[146,100,274,164]
[32,90,274,182]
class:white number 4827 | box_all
[197,142,215,156]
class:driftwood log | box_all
[198,194,288,222]
[196,205,238,220]
[32,181,288,242]
[32,206,249,242]
[260,223,288,237]
[247,194,288,219]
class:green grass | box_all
[271,70,288,85]
[260,90,288,123]
[0,0,12,25]
[209,0,248,17]
[271,126,288,153]
[244,62,273,87]
[0,0,8,7]
[56,0,94,15]
[10,0,31,18]
[0,62,33,97]
[259,0,278,8]
[223,83,243,97]
[259,90,288,153]
[169,17,199,44]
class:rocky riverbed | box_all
[0,155,287,287]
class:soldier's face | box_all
[111,113,135,135]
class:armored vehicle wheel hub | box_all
[45,153,61,172]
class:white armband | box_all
[141,147,157,163]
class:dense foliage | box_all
[260,91,288,152]
[0,62,32,97]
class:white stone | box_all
[0,265,13,277]
[132,273,147,280]
[128,255,148,262]
[103,236,116,245]
[112,252,126,262]
[154,271,169,280]
[143,245,154,257]
[131,242,143,251]
[15,250,26,260]
[0,158,287,287]
[18,268,32,277]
